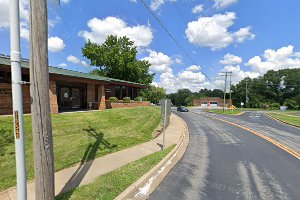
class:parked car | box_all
[177,106,189,112]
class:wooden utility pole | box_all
[229,72,232,106]
[221,72,232,112]
[29,0,55,199]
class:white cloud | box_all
[61,0,71,4]
[175,57,182,64]
[67,55,89,67]
[220,53,242,65]
[246,45,300,74]
[129,0,137,2]
[192,4,204,14]
[213,0,238,9]
[186,65,201,72]
[143,50,172,73]
[79,17,153,48]
[48,37,66,52]
[59,63,67,67]
[150,0,177,11]
[185,12,255,50]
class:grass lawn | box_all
[56,145,175,200]
[268,113,300,127]
[206,109,243,115]
[0,106,161,191]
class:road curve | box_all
[149,110,300,200]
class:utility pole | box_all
[30,0,55,199]
[221,72,231,112]
[229,72,232,106]
[246,81,248,108]
[10,0,27,199]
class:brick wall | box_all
[98,84,106,110]
[49,80,58,114]
[0,83,31,115]
[87,83,95,109]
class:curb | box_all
[267,113,300,129]
[115,114,189,200]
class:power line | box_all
[139,0,220,89]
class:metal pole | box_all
[10,0,27,199]
[163,99,167,150]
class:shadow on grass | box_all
[57,126,117,199]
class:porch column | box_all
[49,80,58,114]
[98,84,106,110]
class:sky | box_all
[1,0,300,93]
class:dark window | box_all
[127,87,133,99]
[95,84,99,102]
[22,74,29,82]
[122,86,127,99]
[0,71,4,83]
[115,86,121,100]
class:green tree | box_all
[167,89,193,106]
[82,35,154,85]
[139,86,167,104]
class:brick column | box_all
[49,80,58,114]
[98,84,106,110]
[87,83,95,109]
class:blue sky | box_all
[1,0,300,93]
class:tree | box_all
[167,89,193,106]
[82,35,154,85]
[29,0,56,199]
[139,86,167,104]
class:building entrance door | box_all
[59,87,83,111]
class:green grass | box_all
[268,113,300,127]
[206,109,243,115]
[56,145,175,200]
[0,106,161,191]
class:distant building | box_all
[193,97,232,107]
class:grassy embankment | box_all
[56,145,175,200]
[268,112,300,127]
[0,106,161,191]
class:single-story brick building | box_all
[0,55,148,115]
[193,97,232,107]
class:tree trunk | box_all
[29,0,55,199]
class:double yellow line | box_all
[213,117,300,160]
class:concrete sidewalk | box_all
[0,113,184,200]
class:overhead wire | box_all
[139,0,220,89]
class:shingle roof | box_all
[0,55,146,86]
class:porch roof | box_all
[0,55,146,87]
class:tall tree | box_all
[30,0,55,199]
[82,35,154,85]
[140,86,167,104]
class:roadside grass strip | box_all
[268,113,300,127]
[0,106,161,191]
[213,117,300,160]
[55,145,175,200]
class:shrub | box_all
[134,96,143,101]
[123,97,131,102]
[109,97,118,102]
[142,97,147,101]
[284,99,299,109]
[270,102,280,109]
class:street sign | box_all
[241,102,244,106]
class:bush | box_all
[142,97,147,101]
[123,97,131,102]
[270,102,280,109]
[134,96,143,101]
[284,99,299,109]
[109,97,118,102]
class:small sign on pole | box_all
[160,99,171,150]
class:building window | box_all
[122,86,127,99]
[0,71,4,83]
[127,87,133,99]
[115,86,121,100]
[95,84,99,102]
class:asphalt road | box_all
[150,110,300,200]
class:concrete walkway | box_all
[0,113,184,200]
